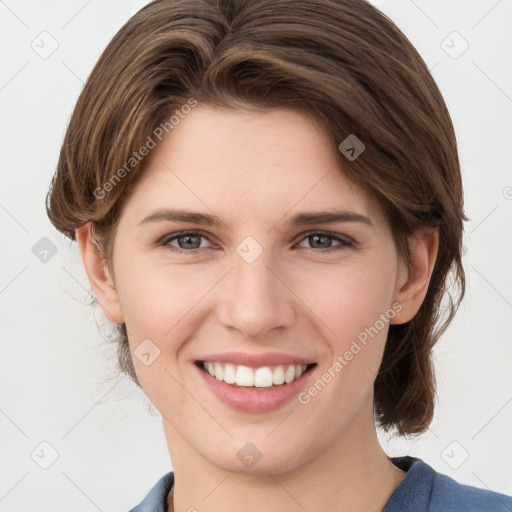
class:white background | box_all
[1,0,511,510]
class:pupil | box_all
[311,235,330,248]
[181,235,199,249]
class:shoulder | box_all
[430,468,512,511]
[388,456,512,512]
[128,471,174,512]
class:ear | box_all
[390,228,439,325]
[75,223,124,324]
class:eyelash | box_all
[158,230,355,254]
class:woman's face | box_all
[106,106,410,473]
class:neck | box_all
[164,397,406,512]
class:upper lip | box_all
[197,352,316,368]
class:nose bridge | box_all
[217,238,295,337]
[235,245,275,297]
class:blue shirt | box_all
[129,456,512,511]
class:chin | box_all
[206,441,310,476]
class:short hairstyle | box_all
[46,0,466,436]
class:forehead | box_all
[121,106,385,228]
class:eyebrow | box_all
[138,208,374,229]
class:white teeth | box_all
[272,365,285,385]
[206,362,215,376]
[201,361,311,387]
[255,367,273,387]
[224,363,236,384]
[284,365,296,383]
[214,362,224,381]
[235,365,254,387]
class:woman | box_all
[46,0,512,510]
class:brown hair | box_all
[46,0,466,435]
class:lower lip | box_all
[195,363,317,413]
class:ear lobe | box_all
[75,223,124,324]
[390,228,439,325]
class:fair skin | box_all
[77,106,438,512]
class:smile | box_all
[197,361,316,389]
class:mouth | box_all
[195,360,317,390]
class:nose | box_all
[217,248,296,339]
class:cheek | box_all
[290,263,396,431]
[115,250,205,324]
[113,265,196,405]
[294,255,398,408]
[296,256,398,346]
[113,259,217,369]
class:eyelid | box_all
[294,229,355,245]
[159,229,357,253]
[158,230,216,247]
